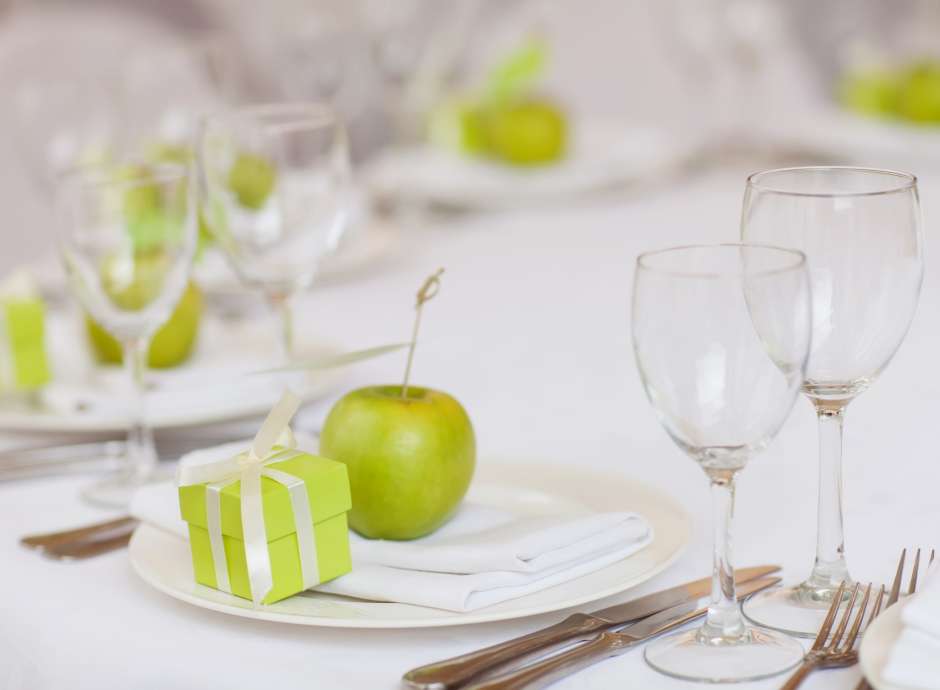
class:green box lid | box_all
[178,451,351,542]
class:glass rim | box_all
[199,101,340,131]
[636,243,807,279]
[55,159,189,193]
[746,166,917,198]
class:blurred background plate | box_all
[367,121,691,211]
[130,461,692,629]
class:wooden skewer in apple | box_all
[401,267,444,399]
[320,267,477,540]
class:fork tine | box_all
[888,549,907,607]
[930,549,936,568]
[869,585,886,622]
[828,582,861,652]
[812,581,846,651]
[840,583,872,652]
[909,548,922,595]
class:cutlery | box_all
[460,576,781,690]
[21,515,138,550]
[401,565,780,690]
[855,547,935,690]
[779,580,880,690]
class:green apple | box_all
[228,153,276,210]
[839,69,899,118]
[86,253,203,368]
[487,98,567,166]
[897,62,940,123]
[319,385,476,540]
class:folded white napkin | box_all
[130,441,653,612]
[884,565,940,688]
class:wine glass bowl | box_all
[197,103,351,357]
[740,166,924,635]
[633,244,811,682]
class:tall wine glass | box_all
[633,244,811,682]
[740,166,924,637]
[55,162,197,507]
[197,103,351,360]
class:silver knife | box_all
[461,576,781,690]
[401,565,780,689]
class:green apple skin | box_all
[487,98,567,166]
[86,281,203,368]
[320,385,476,540]
[228,153,276,210]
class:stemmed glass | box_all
[633,244,811,682]
[55,162,197,507]
[197,103,351,360]
[740,166,924,636]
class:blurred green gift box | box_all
[179,451,352,604]
[0,271,51,392]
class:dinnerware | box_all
[779,581,879,689]
[196,102,351,360]
[129,461,691,629]
[633,244,811,682]
[402,565,780,690]
[0,314,345,434]
[366,122,691,211]
[856,548,934,690]
[461,577,782,690]
[55,162,198,508]
[741,166,925,637]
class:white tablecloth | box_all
[3,166,940,690]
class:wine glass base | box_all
[81,464,174,509]
[643,625,803,683]
[742,584,854,638]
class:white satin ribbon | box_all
[177,390,320,605]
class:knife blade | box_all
[461,576,781,690]
[401,564,780,689]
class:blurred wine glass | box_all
[197,103,352,360]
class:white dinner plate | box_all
[860,601,914,690]
[0,315,344,433]
[129,462,691,629]
[367,121,692,211]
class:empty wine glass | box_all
[196,103,351,360]
[740,166,924,637]
[633,244,811,682]
[55,162,197,507]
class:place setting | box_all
[5,5,940,690]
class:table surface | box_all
[3,165,939,690]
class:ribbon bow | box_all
[177,390,319,605]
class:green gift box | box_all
[0,270,51,392]
[179,450,352,604]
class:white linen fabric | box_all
[884,565,940,688]
[130,440,652,612]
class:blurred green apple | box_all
[428,98,489,154]
[86,253,202,368]
[319,385,476,540]
[487,98,567,166]
[839,69,899,118]
[228,153,276,210]
[898,62,940,123]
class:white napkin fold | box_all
[884,565,940,688]
[130,440,653,612]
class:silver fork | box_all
[855,547,935,690]
[779,581,880,690]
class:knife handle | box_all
[462,632,627,690]
[401,613,608,689]
[462,609,705,690]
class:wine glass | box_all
[633,244,811,682]
[740,166,924,636]
[54,162,197,507]
[196,103,351,360]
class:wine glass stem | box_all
[702,475,745,641]
[269,292,295,362]
[807,403,850,591]
[123,336,156,480]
